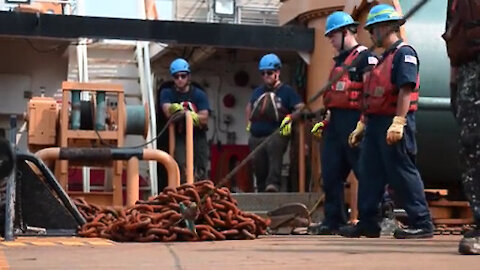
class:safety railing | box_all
[178,3,280,26]
[35,147,180,206]
[234,5,279,26]
[168,111,195,184]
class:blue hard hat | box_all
[325,11,359,36]
[365,4,404,29]
[259,53,282,71]
[170,58,190,75]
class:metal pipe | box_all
[298,121,305,193]
[4,116,17,241]
[185,111,194,184]
[418,97,451,111]
[142,41,158,196]
[135,41,157,196]
[36,147,181,190]
[169,124,175,156]
[143,149,180,188]
[126,157,139,207]
[36,148,61,166]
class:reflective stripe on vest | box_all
[363,43,419,115]
[323,45,367,110]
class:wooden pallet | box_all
[429,198,474,226]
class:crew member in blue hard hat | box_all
[308,11,378,235]
[159,58,210,181]
[246,53,304,192]
[340,4,433,239]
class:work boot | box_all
[459,228,480,255]
[308,223,339,235]
[339,224,380,238]
[265,184,279,192]
[393,227,433,239]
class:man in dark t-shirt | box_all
[245,53,303,192]
[160,58,210,181]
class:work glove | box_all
[311,110,331,139]
[386,116,406,145]
[189,111,201,127]
[311,121,328,139]
[348,121,365,148]
[246,121,251,133]
[168,103,184,114]
[279,114,292,136]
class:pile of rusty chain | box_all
[434,224,472,235]
[75,180,269,242]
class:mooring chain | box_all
[76,180,269,242]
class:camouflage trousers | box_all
[455,57,480,225]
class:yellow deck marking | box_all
[0,249,9,270]
[57,241,85,246]
[1,238,114,247]
[29,241,56,247]
[86,241,114,246]
[1,242,26,247]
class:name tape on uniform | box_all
[404,55,417,65]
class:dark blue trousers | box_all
[357,113,432,231]
[321,109,361,228]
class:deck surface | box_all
[0,235,475,269]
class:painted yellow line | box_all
[29,241,56,247]
[0,249,10,270]
[57,241,85,246]
[0,239,113,247]
[86,241,114,246]
[1,242,27,247]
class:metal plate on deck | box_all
[232,192,324,221]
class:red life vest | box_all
[363,42,419,115]
[323,46,367,110]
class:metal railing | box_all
[179,3,280,26]
[234,5,279,26]
[0,0,77,15]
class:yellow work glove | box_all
[279,115,292,136]
[168,103,184,114]
[386,116,406,145]
[189,111,201,127]
[311,121,328,139]
[348,121,365,148]
[246,121,251,133]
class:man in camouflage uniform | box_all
[444,0,480,255]
[453,62,480,255]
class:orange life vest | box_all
[323,46,367,110]
[363,43,419,115]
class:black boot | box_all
[308,223,339,235]
[459,228,480,255]
[393,227,433,239]
[339,224,380,238]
